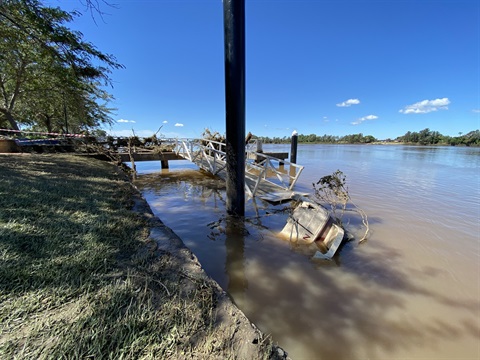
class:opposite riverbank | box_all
[0,153,287,359]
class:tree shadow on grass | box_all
[0,155,142,295]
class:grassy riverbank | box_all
[0,154,279,359]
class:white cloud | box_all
[361,114,378,121]
[336,98,360,107]
[399,97,450,114]
[351,114,378,125]
[472,109,480,113]
[163,120,168,124]
[174,123,184,127]
[117,119,136,123]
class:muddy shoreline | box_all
[129,181,289,359]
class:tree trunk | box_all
[44,114,52,133]
[3,110,19,131]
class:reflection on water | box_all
[134,145,480,360]
[225,216,248,305]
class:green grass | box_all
[0,154,275,359]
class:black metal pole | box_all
[290,130,298,164]
[223,0,245,216]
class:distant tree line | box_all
[255,129,480,146]
[396,129,480,146]
[257,133,377,144]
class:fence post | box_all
[289,130,298,184]
[290,130,298,164]
[256,139,263,153]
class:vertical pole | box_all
[289,130,298,185]
[223,0,245,216]
[63,93,68,134]
[256,139,263,153]
[290,130,298,164]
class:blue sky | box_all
[57,0,479,139]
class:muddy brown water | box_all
[133,144,480,360]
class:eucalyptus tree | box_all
[19,57,115,133]
[0,0,122,132]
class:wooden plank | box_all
[118,151,185,162]
[246,152,288,161]
[258,191,310,204]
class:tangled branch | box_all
[313,170,369,243]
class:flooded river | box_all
[133,144,480,360]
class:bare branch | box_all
[313,170,370,243]
[79,0,119,24]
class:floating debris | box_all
[279,199,345,260]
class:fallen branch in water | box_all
[343,204,369,243]
[313,169,369,243]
